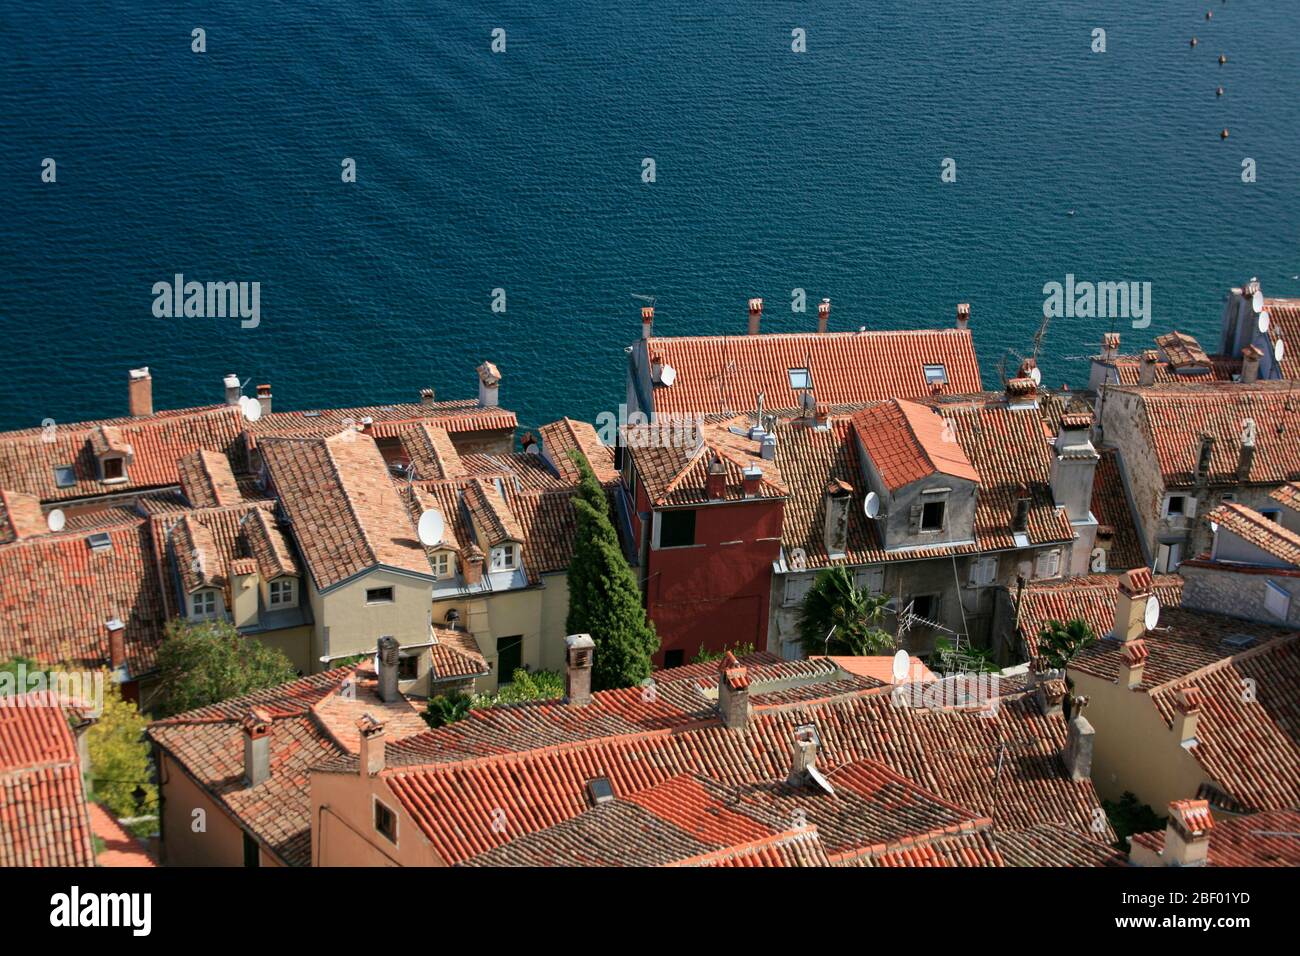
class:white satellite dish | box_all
[1029,366,1042,386]
[1144,595,1160,631]
[46,509,65,533]
[891,649,910,683]
[805,762,836,796]
[238,394,262,423]
[1251,289,1264,313]
[1275,339,1286,363]
[864,491,881,519]
[1258,311,1270,334]
[417,509,445,547]
[659,364,677,387]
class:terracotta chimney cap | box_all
[1122,639,1149,666]
[1175,686,1203,714]
[1007,377,1037,396]
[1060,412,1094,430]
[240,707,273,738]
[747,298,763,313]
[1168,799,1214,839]
[356,712,385,736]
[718,652,750,690]
[1119,567,1153,597]
[1242,344,1264,360]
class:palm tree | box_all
[1036,618,1097,671]
[797,566,895,657]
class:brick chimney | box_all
[824,479,852,555]
[742,464,762,498]
[1139,350,1158,386]
[564,633,595,707]
[256,383,272,417]
[786,724,822,786]
[1006,377,1038,406]
[106,619,126,671]
[1063,710,1095,781]
[814,402,830,429]
[229,558,260,630]
[477,361,501,407]
[462,544,484,586]
[1113,567,1153,643]
[1101,332,1120,360]
[420,387,436,407]
[1241,344,1263,384]
[357,713,386,776]
[705,454,726,500]
[956,302,970,331]
[1164,799,1214,866]
[1119,638,1149,689]
[1173,686,1202,744]
[1237,427,1256,480]
[128,367,152,418]
[224,373,242,406]
[747,297,763,336]
[1013,484,1031,533]
[240,707,272,787]
[817,298,831,334]
[717,652,750,729]
[1035,677,1067,716]
[641,305,654,339]
[376,635,400,702]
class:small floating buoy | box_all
[1221,128,1230,139]
[1191,37,1199,47]
[1216,86,1224,96]
[1219,54,1227,64]
[1207,10,1213,20]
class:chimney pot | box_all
[564,633,595,706]
[357,713,386,775]
[956,302,970,331]
[641,305,654,339]
[1063,713,1095,781]
[1120,638,1149,688]
[786,723,822,786]
[1196,433,1216,482]
[376,636,401,702]
[224,374,242,406]
[1163,799,1213,866]
[477,362,501,407]
[106,619,126,670]
[128,367,153,418]
[256,383,272,417]
[742,465,763,498]
[705,455,727,500]
[462,545,484,586]
[817,298,831,334]
[420,387,436,407]
[747,297,763,335]
[1113,568,1153,645]
[1240,345,1262,384]
[240,708,273,787]
[1013,486,1031,532]
[1139,350,1159,386]
[1101,332,1120,360]
[1174,686,1202,743]
[717,652,750,729]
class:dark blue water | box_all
[2,1,1298,433]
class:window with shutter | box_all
[908,504,923,533]
[1264,581,1291,621]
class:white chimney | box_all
[224,373,242,406]
[357,713,386,776]
[377,636,400,702]
[477,362,501,407]
[564,633,595,707]
[817,298,831,334]
[240,708,272,787]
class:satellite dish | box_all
[891,649,910,683]
[1258,311,1270,334]
[864,491,881,518]
[1275,339,1286,363]
[1251,289,1264,313]
[659,364,677,387]
[1209,520,1219,535]
[1029,366,1042,386]
[1144,595,1161,631]
[525,443,540,456]
[46,509,65,533]
[238,394,262,423]
[417,509,445,547]
[805,762,836,796]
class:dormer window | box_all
[190,589,220,621]
[923,364,948,385]
[100,456,125,482]
[490,544,518,571]
[788,368,812,390]
[432,551,455,580]
[268,577,297,608]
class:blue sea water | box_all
[1,1,1298,433]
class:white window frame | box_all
[53,465,76,488]
[1034,549,1061,580]
[923,364,948,385]
[788,368,812,390]
[190,589,219,621]
[432,551,454,579]
[268,577,296,608]
[490,544,518,571]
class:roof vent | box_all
[587,776,615,806]
[86,532,113,552]
[1221,633,1257,650]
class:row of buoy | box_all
[1194,9,1231,139]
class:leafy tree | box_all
[570,449,610,520]
[86,673,157,837]
[690,642,757,665]
[490,668,564,704]
[152,619,297,717]
[1037,618,1097,672]
[1102,792,1165,850]
[424,691,474,728]
[797,566,895,657]
[565,495,659,691]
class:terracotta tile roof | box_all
[372,684,1112,865]
[990,823,1128,867]
[392,424,465,480]
[642,330,981,416]
[625,416,788,507]
[0,516,166,675]
[851,400,978,491]
[428,627,490,682]
[241,506,299,580]
[1015,574,1185,663]
[87,802,157,867]
[176,449,242,508]
[0,700,95,866]
[1130,808,1300,866]
[1090,448,1144,571]
[1106,355,1241,385]
[463,478,525,546]
[507,488,579,576]
[822,655,935,684]
[0,489,47,543]
[1265,297,1300,380]
[460,452,574,493]
[536,418,618,485]
[246,400,516,448]
[173,514,227,593]
[1149,636,1300,813]
[1069,601,1290,688]
[260,434,434,590]
[148,665,429,866]
[1115,380,1300,488]
[0,404,246,503]
[1207,502,1300,566]
[1270,481,1300,512]
[1155,331,1211,369]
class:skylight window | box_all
[788,368,812,390]
[86,533,112,553]
[923,364,948,385]
[53,466,76,488]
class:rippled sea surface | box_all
[1,1,1297,431]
